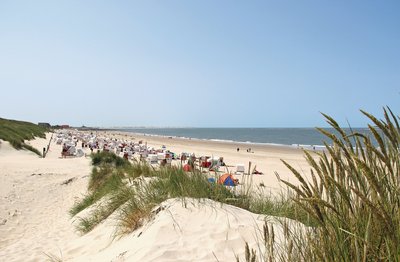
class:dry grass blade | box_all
[386,107,400,129]
[350,187,391,232]
[301,197,341,218]
[361,109,398,148]
[353,157,386,203]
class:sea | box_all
[115,128,371,149]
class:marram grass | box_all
[245,107,400,262]
[0,117,48,156]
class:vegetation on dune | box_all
[70,151,308,235]
[70,151,235,233]
[0,117,48,156]
[239,107,400,261]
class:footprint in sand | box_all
[8,209,19,217]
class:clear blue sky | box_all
[0,1,399,127]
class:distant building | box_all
[38,122,51,128]
[53,124,70,129]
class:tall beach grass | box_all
[243,107,400,261]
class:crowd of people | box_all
[54,130,229,172]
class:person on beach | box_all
[252,167,263,175]
[218,157,225,166]
[188,154,196,169]
[237,147,239,152]
[61,144,68,158]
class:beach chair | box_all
[147,154,158,164]
[75,149,84,157]
[157,152,166,160]
[235,164,245,175]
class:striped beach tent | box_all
[218,173,238,186]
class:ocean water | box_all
[116,128,371,148]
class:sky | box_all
[0,1,399,128]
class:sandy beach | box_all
[0,131,312,261]
[104,130,313,195]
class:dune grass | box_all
[69,153,130,217]
[239,107,400,261]
[0,117,48,156]
[70,152,236,233]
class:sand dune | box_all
[0,132,310,261]
[66,198,298,262]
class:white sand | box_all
[0,135,91,261]
[0,132,311,261]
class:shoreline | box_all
[103,129,306,155]
[87,127,330,152]
[99,129,323,152]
